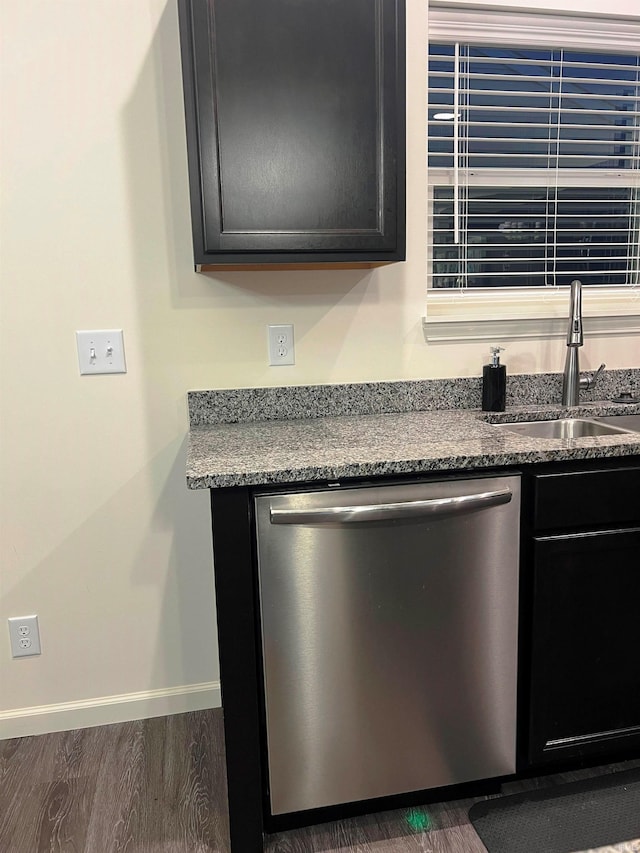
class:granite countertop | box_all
[187,398,640,490]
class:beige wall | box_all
[1,0,638,736]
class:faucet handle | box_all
[580,363,606,391]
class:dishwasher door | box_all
[254,474,521,815]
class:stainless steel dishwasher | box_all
[254,474,521,815]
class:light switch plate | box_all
[76,329,126,375]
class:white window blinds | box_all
[428,41,640,289]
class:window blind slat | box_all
[430,54,640,72]
[430,120,639,128]
[428,104,640,117]
[430,72,640,89]
[432,137,637,148]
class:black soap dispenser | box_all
[482,346,506,412]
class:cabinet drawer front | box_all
[533,466,640,531]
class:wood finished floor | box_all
[1,708,640,852]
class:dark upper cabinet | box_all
[177,0,405,269]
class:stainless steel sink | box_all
[592,414,640,433]
[494,418,632,439]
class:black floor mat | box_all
[468,767,640,853]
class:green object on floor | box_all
[405,807,433,832]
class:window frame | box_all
[424,5,640,342]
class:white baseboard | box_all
[0,681,221,740]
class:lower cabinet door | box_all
[528,527,640,765]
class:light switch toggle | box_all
[76,330,127,375]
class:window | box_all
[429,44,639,289]
[424,7,640,340]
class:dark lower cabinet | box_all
[527,463,640,766]
[178,0,405,269]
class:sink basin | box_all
[592,414,640,433]
[494,418,631,439]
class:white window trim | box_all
[428,7,640,52]
[423,287,640,342]
[424,5,640,342]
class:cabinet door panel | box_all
[529,528,640,765]
[215,0,380,235]
[179,0,405,263]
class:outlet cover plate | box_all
[268,324,295,366]
[76,329,126,375]
[8,615,41,658]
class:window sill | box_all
[423,288,640,342]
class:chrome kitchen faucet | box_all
[561,279,605,407]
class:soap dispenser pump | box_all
[482,346,506,412]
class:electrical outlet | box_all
[76,329,126,375]
[268,324,295,366]
[8,615,41,658]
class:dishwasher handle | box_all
[270,487,513,525]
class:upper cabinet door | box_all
[178,0,405,269]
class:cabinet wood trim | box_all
[197,261,393,271]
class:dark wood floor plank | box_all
[0,731,65,786]
[163,712,208,847]
[161,711,229,851]
[34,774,99,853]
[111,711,230,853]
[51,726,105,782]
[0,731,70,852]
[121,715,168,853]
[83,719,147,853]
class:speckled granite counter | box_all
[187,372,640,489]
